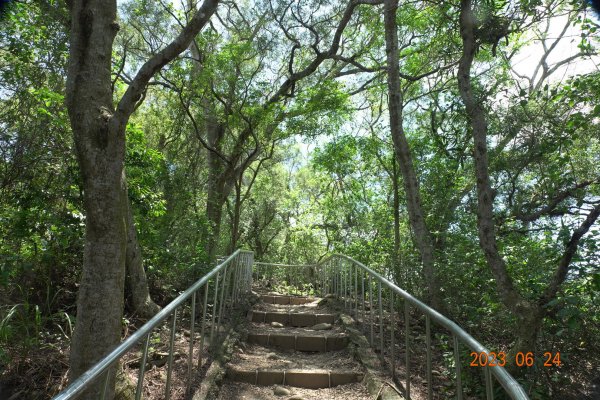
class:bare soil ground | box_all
[0,339,70,399]
[120,324,215,400]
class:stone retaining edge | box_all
[191,294,259,400]
[339,313,405,400]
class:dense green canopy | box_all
[1,0,599,398]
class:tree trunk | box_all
[65,1,124,397]
[65,0,219,395]
[384,0,441,307]
[457,0,544,375]
[187,25,227,266]
[458,0,600,374]
[391,155,404,287]
[228,179,242,253]
[125,195,161,319]
[204,143,227,264]
[69,138,126,399]
[506,307,544,375]
[204,189,225,263]
[457,0,528,315]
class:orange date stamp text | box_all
[469,351,562,367]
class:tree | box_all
[457,0,600,371]
[384,0,443,307]
[2,0,599,396]
[166,0,370,263]
[64,0,219,396]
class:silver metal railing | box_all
[53,249,254,400]
[255,255,528,400]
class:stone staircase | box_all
[216,292,383,399]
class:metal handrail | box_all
[253,255,528,399]
[53,249,254,400]
[318,254,529,400]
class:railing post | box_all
[354,263,358,316]
[135,333,151,400]
[338,260,342,300]
[245,252,251,293]
[390,290,395,379]
[240,253,246,296]
[343,260,348,310]
[223,262,232,316]
[199,281,209,367]
[332,260,335,296]
[369,273,374,346]
[218,264,228,339]
[330,260,334,296]
[339,260,343,303]
[100,368,110,400]
[485,365,494,400]
[453,334,463,400]
[361,271,365,323]
[426,314,433,400]
[378,280,383,352]
[324,261,328,296]
[332,260,335,297]
[187,291,197,393]
[165,310,177,400]
[244,253,249,294]
[232,257,239,305]
[210,272,219,346]
[340,260,343,305]
[323,262,327,296]
[405,300,411,398]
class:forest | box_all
[0,0,599,398]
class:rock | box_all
[114,368,136,400]
[274,386,293,396]
[266,352,279,360]
[312,322,332,330]
[287,396,306,400]
[271,321,284,328]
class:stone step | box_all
[259,294,318,305]
[252,301,324,315]
[248,321,341,336]
[225,367,363,389]
[246,333,349,352]
[217,381,374,399]
[248,310,335,326]
[230,344,361,371]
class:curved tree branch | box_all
[116,0,220,124]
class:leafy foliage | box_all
[1,0,599,398]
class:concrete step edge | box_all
[248,310,336,326]
[246,333,349,352]
[259,295,317,305]
[225,367,364,388]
